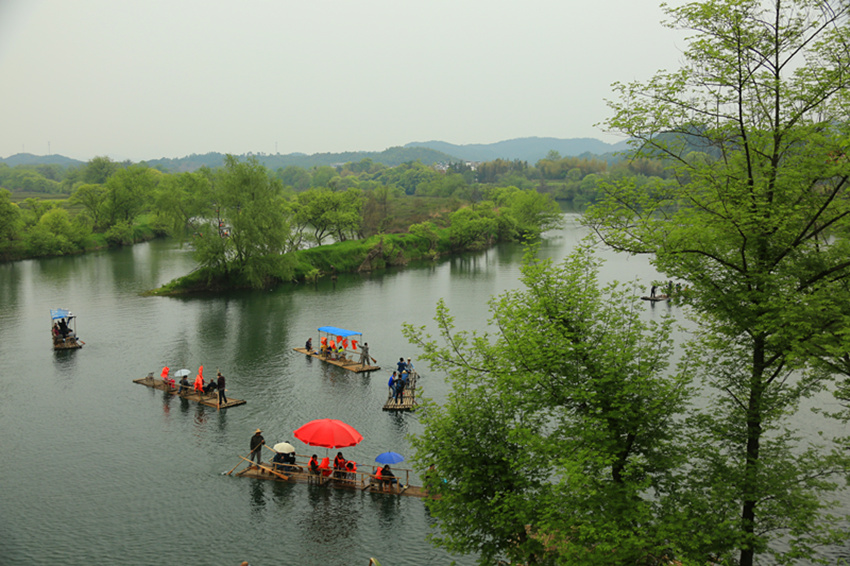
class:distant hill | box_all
[0,137,634,172]
[143,146,459,172]
[0,153,84,167]
[405,137,632,163]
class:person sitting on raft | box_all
[333,452,346,478]
[193,373,204,394]
[305,337,313,353]
[345,459,357,480]
[203,377,218,395]
[272,451,288,472]
[308,455,320,475]
[282,451,299,472]
[381,465,397,490]
[319,457,332,477]
[178,375,190,394]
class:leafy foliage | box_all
[585,1,850,564]
[404,246,689,565]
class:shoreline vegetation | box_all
[1,153,591,294]
[147,230,453,296]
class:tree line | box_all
[0,154,563,291]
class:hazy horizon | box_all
[1,0,688,163]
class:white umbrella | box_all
[273,442,295,454]
[174,369,191,377]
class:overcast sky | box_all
[0,0,689,162]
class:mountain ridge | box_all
[1,136,630,171]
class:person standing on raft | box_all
[217,371,227,406]
[249,429,265,468]
[359,342,370,367]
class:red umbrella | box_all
[294,418,363,449]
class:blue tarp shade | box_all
[50,308,73,320]
[317,326,361,338]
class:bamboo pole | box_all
[226,456,247,476]
[238,456,290,482]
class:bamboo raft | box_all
[293,347,380,373]
[231,455,426,498]
[51,308,83,350]
[641,295,672,302]
[132,373,246,408]
[53,335,84,350]
[382,371,419,412]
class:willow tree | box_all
[404,246,688,565]
[584,1,850,564]
[194,155,294,288]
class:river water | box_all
[1,215,846,566]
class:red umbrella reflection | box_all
[293,418,363,449]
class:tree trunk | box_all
[739,335,765,566]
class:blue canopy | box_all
[317,326,361,338]
[50,308,74,320]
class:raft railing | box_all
[240,451,415,492]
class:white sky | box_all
[0,0,688,162]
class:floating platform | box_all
[641,295,671,302]
[132,374,246,409]
[232,458,426,498]
[383,372,419,411]
[53,336,84,350]
[293,347,380,373]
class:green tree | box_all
[18,198,56,228]
[0,189,22,242]
[70,183,109,231]
[194,155,293,288]
[310,165,337,188]
[584,1,850,563]
[448,206,498,250]
[292,188,364,246]
[82,156,120,184]
[408,220,439,253]
[403,246,687,565]
[104,165,160,226]
[153,171,212,237]
[493,187,563,239]
[276,165,311,191]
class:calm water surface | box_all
[1,216,846,565]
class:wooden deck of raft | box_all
[132,374,246,409]
[232,458,427,498]
[382,371,419,412]
[293,347,381,373]
[53,336,83,350]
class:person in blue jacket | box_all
[388,371,397,397]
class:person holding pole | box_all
[217,371,227,406]
[249,429,265,468]
[359,342,370,367]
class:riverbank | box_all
[0,219,163,263]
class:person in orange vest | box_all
[193,371,204,393]
[333,452,346,479]
[160,367,174,389]
[308,454,320,475]
[373,465,383,490]
[345,459,357,480]
[319,457,332,477]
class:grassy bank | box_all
[147,230,449,296]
